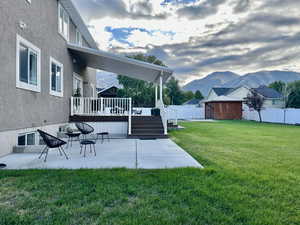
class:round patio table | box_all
[65,132,81,148]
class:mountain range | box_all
[97,70,300,97]
[182,71,300,96]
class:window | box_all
[18,132,36,146]
[50,57,63,97]
[73,74,83,97]
[76,29,83,46]
[16,35,41,92]
[272,99,279,105]
[58,3,69,40]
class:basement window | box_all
[18,132,36,146]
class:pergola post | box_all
[155,84,158,107]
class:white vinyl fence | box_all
[135,105,204,120]
[243,107,300,124]
[166,105,204,120]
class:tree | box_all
[269,81,290,107]
[117,54,191,106]
[244,91,265,122]
[183,91,194,102]
[195,90,204,100]
[269,81,285,93]
[117,54,165,107]
[286,80,300,108]
[165,77,185,105]
[117,76,155,107]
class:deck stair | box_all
[128,116,168,139]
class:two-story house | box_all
[0,0,173,157]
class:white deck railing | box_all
[71,97,132,134]
[156,100,168,135]
[71,97,132,116]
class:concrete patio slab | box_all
[0,139,203,169]
[137,139,202,169]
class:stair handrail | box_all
[156,100,168,135]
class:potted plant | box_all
[72,88,82,97]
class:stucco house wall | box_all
[0,0,97,156]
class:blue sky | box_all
[73,0,300,84]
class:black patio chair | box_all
[80,139,96,157]
[75,123,97,157]
[37,129,69,162]
[75,122,94,139]
[0,163,7,169]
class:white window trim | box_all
[58,3,69,41]
[73,73,83,96]
[18,132,37,146]
[76,29,83,46]
[49,57,64,97]
[16,34,41,93]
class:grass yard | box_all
[0,121,299,225]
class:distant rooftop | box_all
[183,98,200,105]
[212,88,234,96]
[252,85,283,98]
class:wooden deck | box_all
[69,115,128,122]
[69,115,168,139]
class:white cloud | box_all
[86,0,247,50]
[72,0,300,83]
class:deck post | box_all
[159,73,163,102]
[70,97,74,116]
[128,98,132,135]
[100,97,103,114]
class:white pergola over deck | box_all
[68,43,172,84]
[68,44,174,135]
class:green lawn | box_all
[1,121,299,225]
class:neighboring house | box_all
[0,0,173,157]
[207,86,284,109]
[251,86,284,108]
[206,88,234,101]
[97,86,118,98]
[183,98,200,106]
